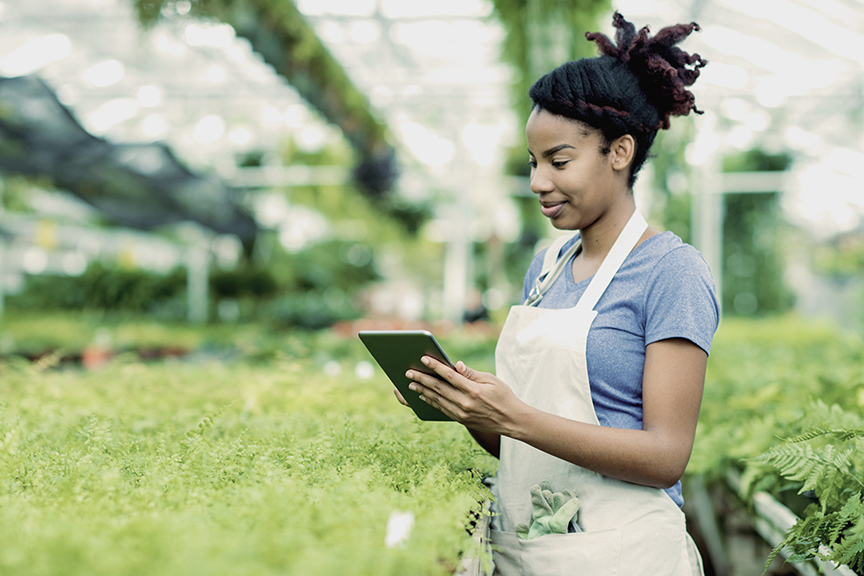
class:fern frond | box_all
[752,443,820,483]
[783,424,864,444]
[832,533,864,572]
[829,493,863,544]
[752,443,864,495]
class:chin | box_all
[550,218,580,231]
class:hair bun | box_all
[586,12,707,129]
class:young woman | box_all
[400,12,720,575]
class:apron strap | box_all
[575,210,648,313]
[524,210,648,309]
[524,234,580,307]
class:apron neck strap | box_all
[576,210,648,313]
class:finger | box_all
[421,356,471,391]
[405,370,458,403]
[456,360,477,380]
[393,387,410,407]
[414,384,462,421]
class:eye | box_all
[527,158,537,169]
[551,160,569,169]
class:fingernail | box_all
[421,357,430,366]
[408,384,417,392]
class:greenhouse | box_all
[1,0,863,575]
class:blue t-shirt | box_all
[520,231,720,506]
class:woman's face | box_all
[526,108,630,231]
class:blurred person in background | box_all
[401,12,720,575]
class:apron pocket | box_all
[491,527,622,576]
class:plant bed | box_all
[0,349,496,576]
[687,317,864,576]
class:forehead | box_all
[526,108,596,147]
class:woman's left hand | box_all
[406,357,527,436]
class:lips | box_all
[539,201,565,219]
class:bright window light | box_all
[141,114,167,138]
[87,98,138,133]
[462,122,501,167]
[0,34,71,76]
[296,0,375,17]
[391,20,494,47]
[701,26,804,74]
[83,60,125,87]
[22,247,48,274]
[260,104,283,126]
[348,21,380,44]
[228,127,252,145]
[685,115,720,166]
[699,62,748,89]
[381,0,492,18]
[298,125,326,152]
[185,23,235,48]
[790,163,864,237]
[284,105,308,128]
[726,125,754,150]
[154,31,187,57]
[370,85,393,108]
[716,0,864,67]
[399,120,454,167]
[192,115,225,143]
[136,85,161,107]
[204,64,228,83]
[319,21,346,43]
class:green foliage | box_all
[7,263,186,316]
[691,316,864,573]
[490,0,610,126]
[751,418,864,573]
[0,346,495,576]
[721,149,794,316]
[691,316,864,482]
[649,120,696,242]
[132,0,403,206]
[814,235,864,278]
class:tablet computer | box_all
[358,330,455,422]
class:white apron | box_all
[489,210,703,576]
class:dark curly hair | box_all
[528,12,707,187]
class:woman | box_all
[401,12,719,575]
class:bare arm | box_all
[407,338,706,489]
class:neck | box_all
[578,197,637,259]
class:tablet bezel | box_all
[358,329,455,422]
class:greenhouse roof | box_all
[0,0,862,238]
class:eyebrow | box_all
[527,144,576,158]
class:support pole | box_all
[186,239,210,324]
[692,155,724,310]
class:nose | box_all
[529,166,554,195]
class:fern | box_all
[751,443,863,505]
[782,424,864,444]
[752,422,864,574]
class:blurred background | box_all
[1,0,863,346]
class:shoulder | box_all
[634,233,720,352]
[632,232,712,279]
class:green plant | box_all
[7,263,186,315]
[751,408,864,574]
[0,346,495,576]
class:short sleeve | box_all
[643,246,720,354]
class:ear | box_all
[609,134,636,173]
